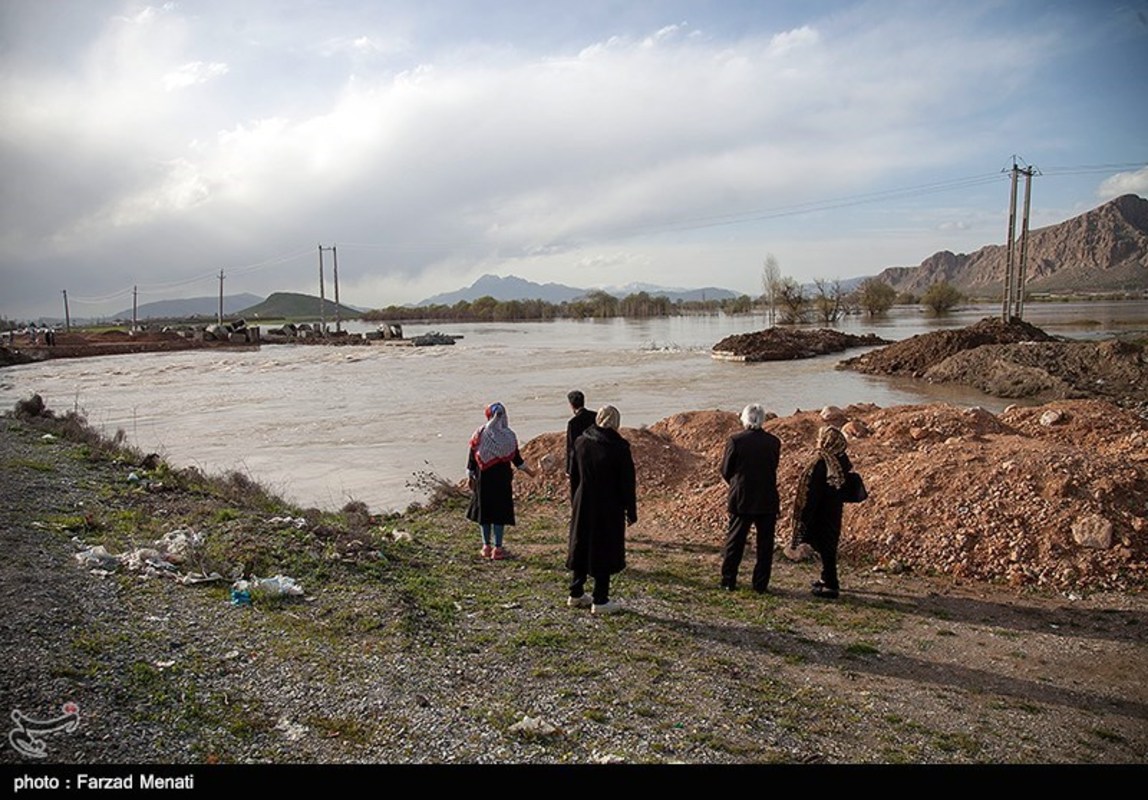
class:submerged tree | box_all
[858,278,897,316]
[922,281,963,314]
[812,278,844,324]
[761,253,783,325]
[777,277,808,324]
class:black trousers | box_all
[570,572,611,605]
[721,513,776,591]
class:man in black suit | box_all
[565,390,596,502]
[720,403,782,593]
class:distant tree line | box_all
[359,274,973,324]
[361,290,756,322]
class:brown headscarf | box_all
[786,426,848,558]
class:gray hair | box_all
[740,403,766,429]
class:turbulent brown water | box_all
[1,302,1143,512]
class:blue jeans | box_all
[480,523,505,548]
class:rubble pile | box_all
[840,317,1057,377]
[711,328,890,362]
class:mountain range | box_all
[99,193,1147,323]
[417,274,740,306]
[113,293,264,321]
[877,193,1148,296]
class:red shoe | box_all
[480,544,493,559]
[491,546,506,560]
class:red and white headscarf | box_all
[469,402,519,470]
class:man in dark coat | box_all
[565,389,596,502]
[566,405,636,615]
[719,403,782,593]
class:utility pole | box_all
[317,245,329,336]
[1002,160,1019,321]
[218,270,225,326]
[1015,165,1036,320]
[62,290,71,333]
[1001,156,1038,321]
[331,245,341,333]
[132,286,138,333]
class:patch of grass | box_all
[933,730,982,757]
[8,457,54,472]
[583,707,610,724]
[305,715,375,745]
[1089,728,1126,744]
[844,641,880,657]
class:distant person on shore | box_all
[787,425,854,599]
[566,405,637,615]
[466,402,535,560]
[565,390,596,502]
[719,403,782,593]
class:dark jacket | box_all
[721,427,782,516]
[797,453,852,547]
[565,407,596,476]
[465,447,524,526]
[566,426,637,576]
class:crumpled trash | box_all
[120,548,179,575]
[75,545,119,570]
[230,580,252,606]
[389,529,413,542]
[508,715,560,736]
[274,716,309,741]
[179,571,224,586]
[267,516,308,529]
[251,575,305,598]
[154,528,203,563]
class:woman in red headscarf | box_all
[466,402,535,560]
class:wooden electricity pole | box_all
[62,290,71,332]
[218,270,225,326]
[132,286,138,333]
[331,245,341,333]
[317,245,330,335]
[1002,156,1038,321]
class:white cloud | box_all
[1,1,1140,317]
[1097,167,1148,200]
[162,61,229,92]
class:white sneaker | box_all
[567,595,593,608]
[591,600,622,615]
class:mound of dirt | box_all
[840,317,1057,377]
[712,327,890,362]
[923,338,1148,407]
[516,400,1148,593]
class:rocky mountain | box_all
[418,273,740,306]
[877,194,1148,296]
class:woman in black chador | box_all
[566,405,636,615]
[788,425,854,599]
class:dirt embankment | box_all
[711,328,891,362]
[838,317,1148,411]
[1,329,259,364]
[519,399,1148,594]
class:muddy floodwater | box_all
[1,302,1144,512]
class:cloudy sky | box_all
[2,0,1146,319]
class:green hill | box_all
[237,292,362,321]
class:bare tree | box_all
[761,253,782,326]
[812,278,844,324]
[777,277,808,324]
